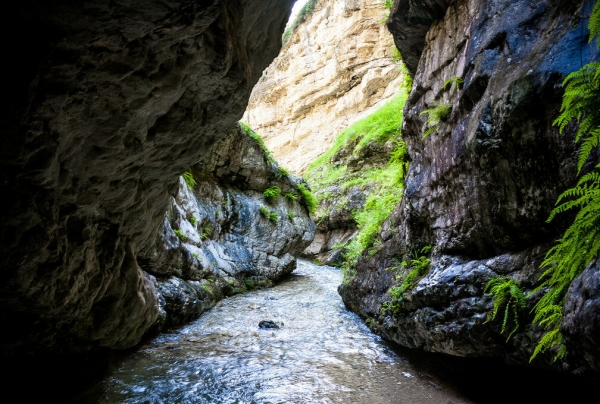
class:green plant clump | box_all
[277,167,290,179]
[259,206,279,223]
[183,171,196,189]
[443,76,464,91]
[484,276,526,342]
[529,0,600,362]
[420,102,452,139]
[190,216,198,227]
[285,192,298,201]
[263,186,281,201]
[174,229,187,241]
[288,212,296,220]
[296,183,317,214]
[200,227,211,240]
[382,246,432,313]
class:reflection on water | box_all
[74,260,470,404]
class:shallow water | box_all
[74,260,471,404]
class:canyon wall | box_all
[340,0,600,375]
[242,0,405,174]
[145,124,315,328]
[0,0,294,359]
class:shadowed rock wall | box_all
[0,0,294,357]
[341,0,600,375]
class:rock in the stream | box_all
[341,0,600,375]
[0,0,294,358]
[258,320,281,329]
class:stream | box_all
[73,260,471,403]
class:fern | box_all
[381,246,432,313]
[484,276,526,342]
[183,171,196,189]
[590,0,600,47]
[420,102,452,139]
[173,229,187,241]
[284,192,298,201]
[530,2,600,361]
[443,76,464,91]
[553,62,600,173]
[263,186,281,201]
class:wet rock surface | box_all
[341,0,600,374]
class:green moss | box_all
[305,90,411,178]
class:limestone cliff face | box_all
[0,0,294,358]
[144,124,315,328]
[340,0,600,374]
[242,0,405,173]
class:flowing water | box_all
[74,260,472,404]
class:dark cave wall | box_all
[0,0,294,356]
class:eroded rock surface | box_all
[143,124,315,328]
[340,0,600,374]
[243,0,406,173]
[0,0,294,358]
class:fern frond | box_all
[484,276,526,341]
[530,2,600,362]
[578,127,600,173]
[590,0,600,47]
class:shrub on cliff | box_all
[282,0,318,46]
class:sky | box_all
[286,0,310,28]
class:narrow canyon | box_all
[1,0,600,402]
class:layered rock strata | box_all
[243,0,406,173]
[144,124,315,328]
[0,0,294,358]
[340,0,600,375]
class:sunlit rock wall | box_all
[242,0,405,173]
